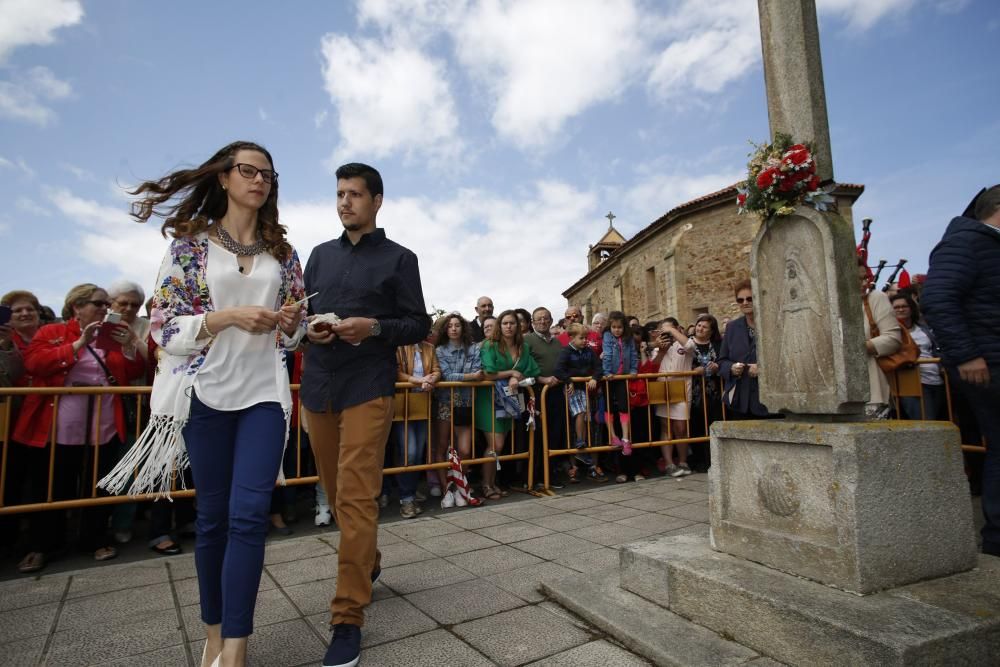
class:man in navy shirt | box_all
[302,163,430,667]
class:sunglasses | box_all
[736,296,753,304]
[87,300,112,308]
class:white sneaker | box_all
[440,490,456,508]
[429,485,443,498]
[634,474,646,482]
[453,490,468,507]
[315,505,332,527]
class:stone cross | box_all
[757,0,834,182]
[605,211,616,227]
[751,0,868,415]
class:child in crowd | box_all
[601,311,638,455]
[652,317,696,477]
[554,324,603,483]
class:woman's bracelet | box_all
[200,314,215,339]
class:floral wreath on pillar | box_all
[736,132,836,219]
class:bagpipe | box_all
[856,217,910,293]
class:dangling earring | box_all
[222,185,227,191]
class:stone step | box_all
[540,573,766,666]
[620,534,1000,667]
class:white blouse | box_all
[194,241,288,411]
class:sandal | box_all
[483,485,502,501]
[17,551,45,574]
[94,546,118,562]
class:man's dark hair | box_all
[335,163,383,198]
[973,184,1000,222]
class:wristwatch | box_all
[369,319,382,338]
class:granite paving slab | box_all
[383,517,466,541]
[555,547,621,574]
[0,636,46,667]
[262,535,336,565]
[445,544,545,577]
[565,522,660,547]
[166,554,197,581]
[305,595,439,649]
[659,502,710,523]
[0,601,58,642]
[489,500,569,520]
[525,512,605,532]
[98,643,190,666]
[191,618,325,667]
[57,582,174,631]
[0,574,68,612]
[46,608,182,666]
[377,558,477,595]
[485,560,582,603]
[378,540,439,567]
[360,628,495,667]
[437,507,520,530]
[266,553,339,587]
[617,495,693,512]
[413,530,502,557]
[66,562,168,598]
[406,577,526,624]
[474,520,554,544]
[511,533,603,560]
[614,513,695,533]
[526,639,652,666]
[181,587,298,640]
[570,505,648,521]
[535,495,606,512]
[575,488,643,504]
[453,603,593,667]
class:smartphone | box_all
[104,312,122,324]
[0,305,11,326]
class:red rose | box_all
[784,146,810,166]
[756,167,778,190]
[807,175,820,191]
[737,193,747,207]
[778,177,796,192]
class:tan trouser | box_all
[305,396,393,627]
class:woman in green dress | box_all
[476,309,540,499]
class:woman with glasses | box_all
[99,141,306,667]
[718,279,770,420]
[12,284,145,571]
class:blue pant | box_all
[184,393,286,638]
[948,366,1000,554]
[391,421,427,502]
[898,383,947,421]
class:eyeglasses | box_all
[87,300,112,308]
[231,163,277,184]
[736,296,753,304]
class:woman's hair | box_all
[604,310,626,334]
[434,313,472,348]
[490,309,523,356]
[107,279,145,302]
[514,308,532,330]
[630,323,648,343]
[695,313,721,343]
[733,278,752,297]
[891,294,921,323]
[129,140,291,261]
[62,283,101,320]
[1,290,40,310]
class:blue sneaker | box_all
[324,623,361,667]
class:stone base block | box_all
[620,534,1000,667]
[709,420,977,593]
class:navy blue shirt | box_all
[301,228,431,412]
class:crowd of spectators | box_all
[0,268,983,574]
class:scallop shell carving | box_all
[757,464,801,517]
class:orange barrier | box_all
[0,382,535,515]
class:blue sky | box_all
[1,0,997,318]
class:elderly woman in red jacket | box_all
[12,283,144,572]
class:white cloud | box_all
[453,0,644,150]
[313,109,328,129]
[258,107,269,122]
[816,0,916,31]
[59,161,96,181]
[46,187,167,289]
[0,65,72,125]
[0,0,83,63]
[319,34,461,164]
[282,180,603,315]
[0,155,13,169]
[623,169,743,230]
[16,196,49,216]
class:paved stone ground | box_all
[0,473,718,666]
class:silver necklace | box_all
[216,224,267,256]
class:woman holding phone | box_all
[718,279,769,420]
[13,284,145,571]
[99,141,306,667]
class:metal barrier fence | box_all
[0,358,987,513]
[0,381,534,515]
